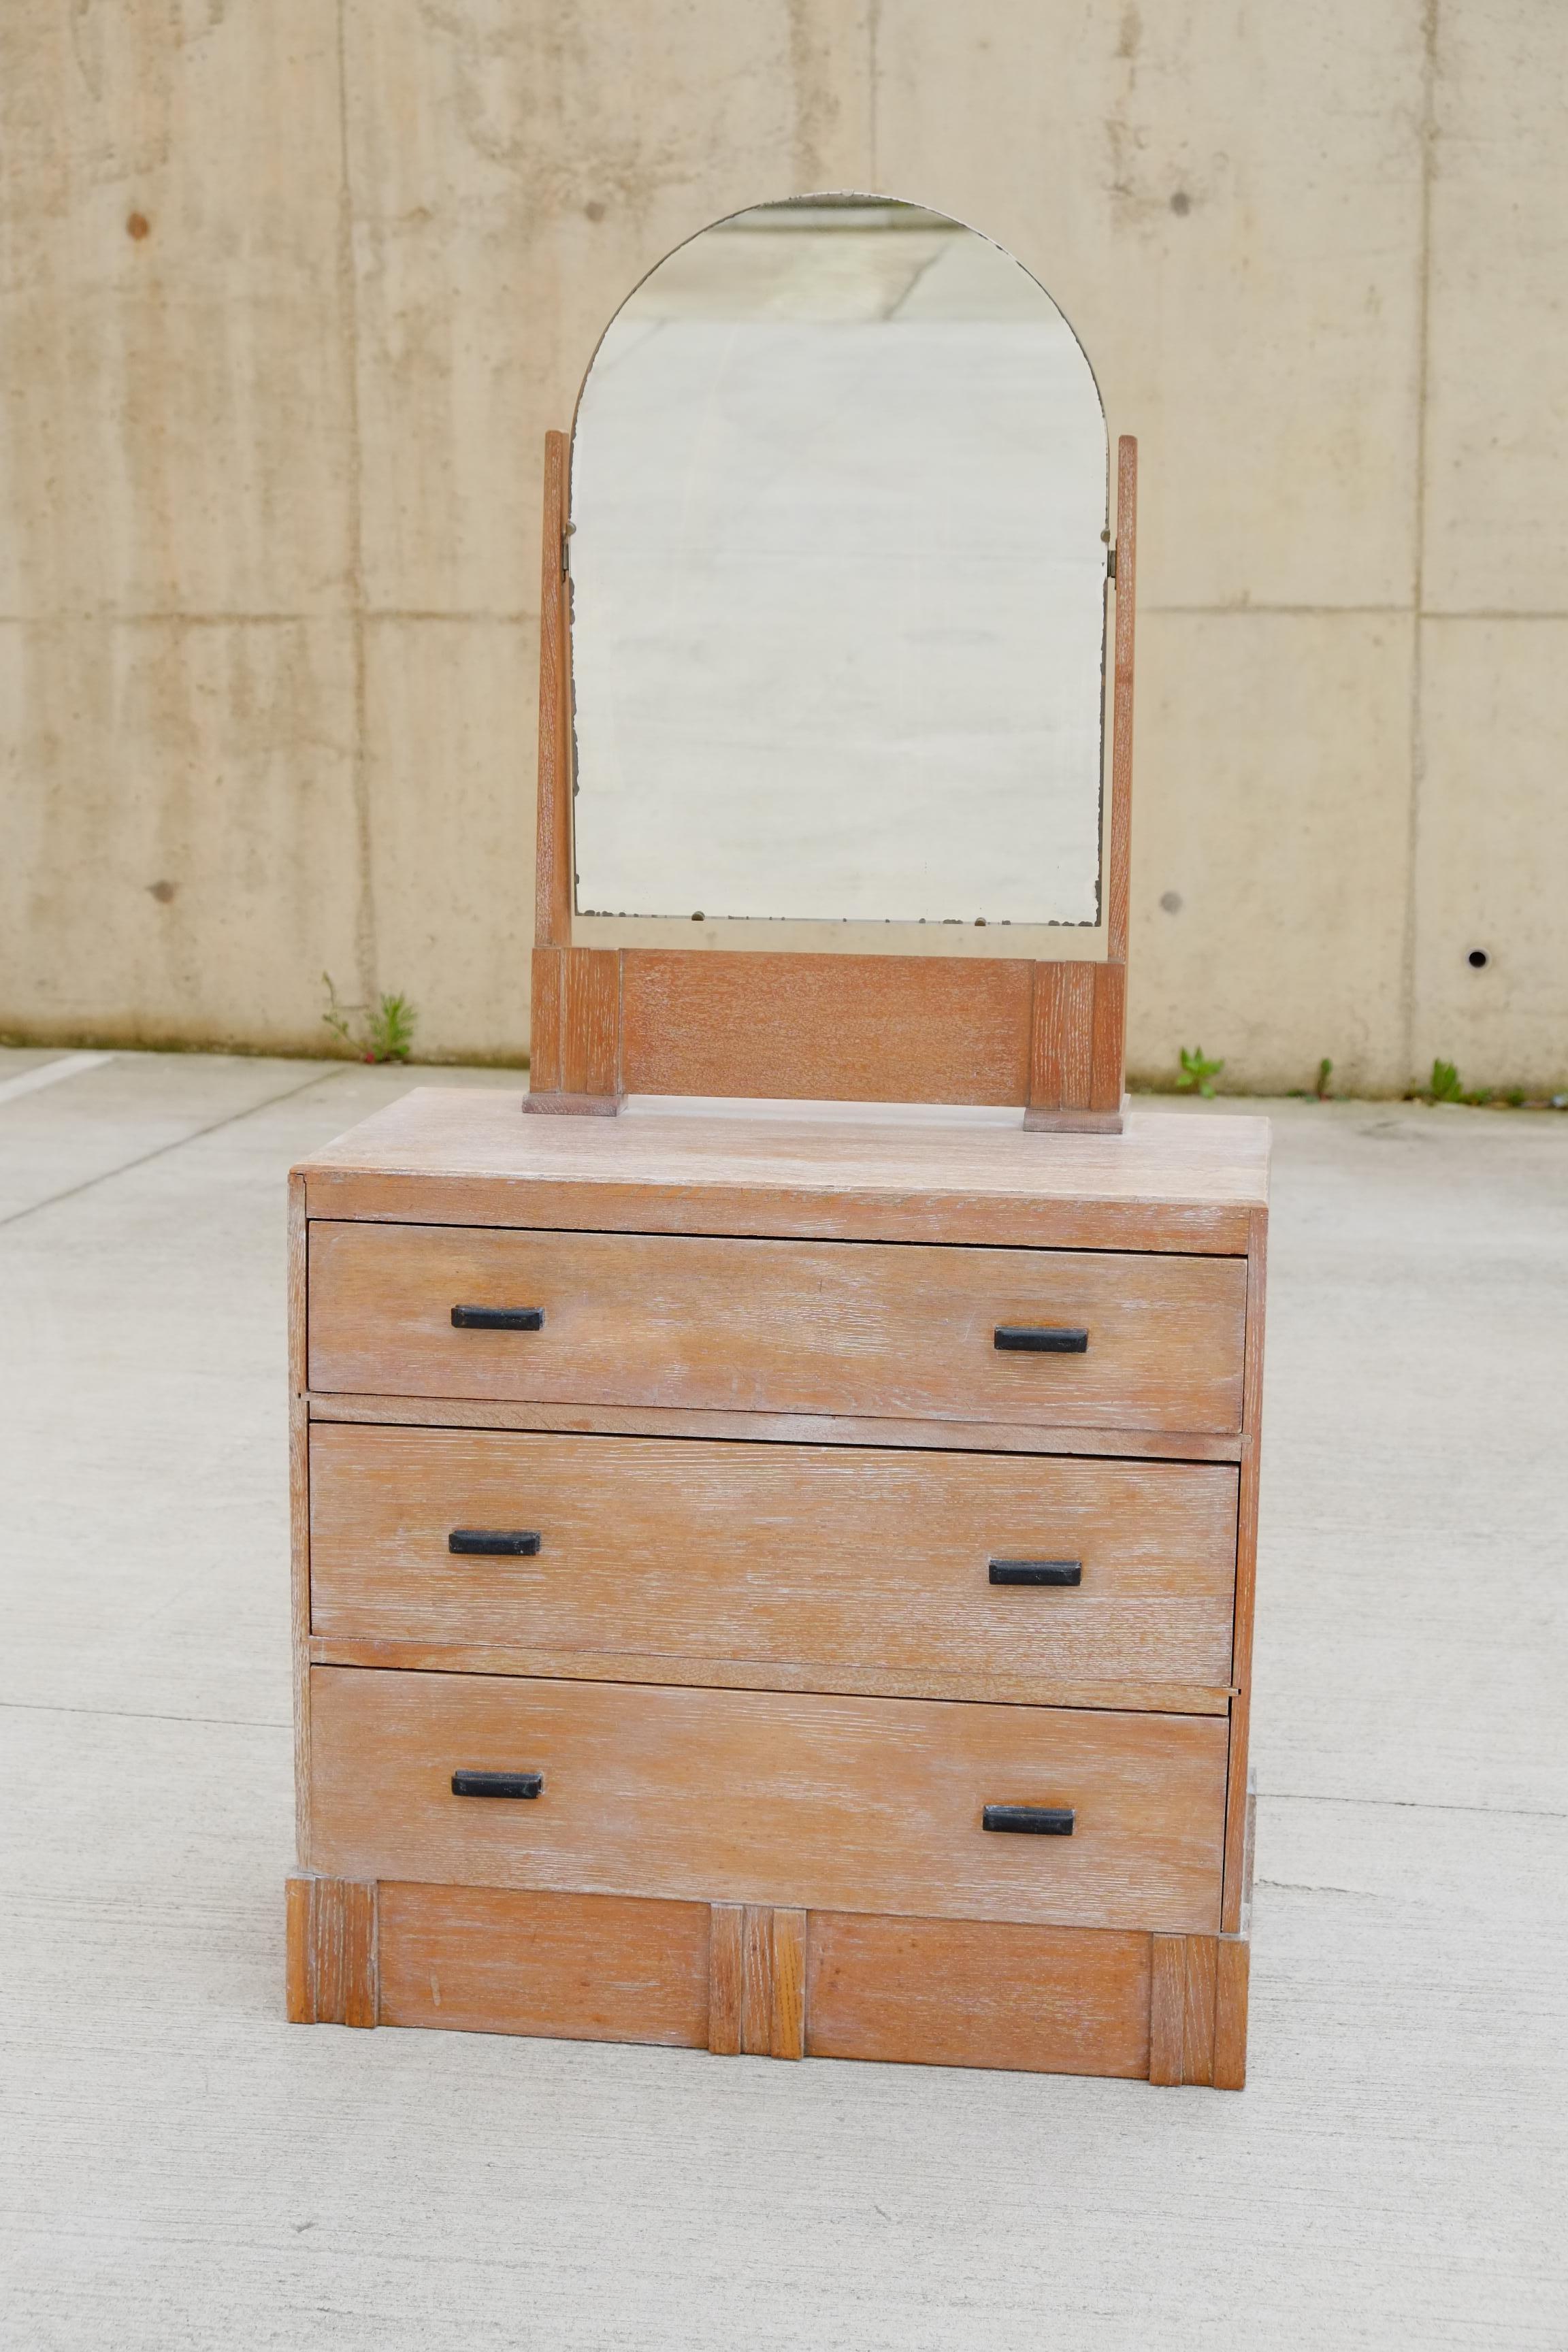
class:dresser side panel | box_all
[288,1172,312,1869]
[1222,1205,1268,1934]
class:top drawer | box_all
[308,1224,1247,1435]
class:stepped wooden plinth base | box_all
[285,1876,1249,2088]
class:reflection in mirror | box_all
[570,196,1108,930]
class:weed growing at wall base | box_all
[1175,1045,1224,1099]
[1403,1057,1568,1109]
[321,973,418,1063]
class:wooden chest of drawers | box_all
[287,1088,1267,2087]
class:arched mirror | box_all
[528,193,1137,1128]
[568,197,1109,932]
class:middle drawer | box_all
[310,1426,1239,1697]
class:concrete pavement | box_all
[3,1049,1565,2349]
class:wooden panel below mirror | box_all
[529,942,1127,1122]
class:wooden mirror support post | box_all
[525,431,1137,1127]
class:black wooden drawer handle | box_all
[451,1306,544,1330]
[451,1770,543,1799]
[448,1530,542,1557]
[983,1804,1075,1835]
[994,1326,1088,1354]
[990,1559,1082,1586]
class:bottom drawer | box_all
[308,1667,1226,1933]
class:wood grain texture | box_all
[308,1426,1239,1694]
[1108,436,1136,966]
[376,1882,710,2046]
[1149,1932,1185,2084]
[533,431,572,951]
[306,1224,1249,1436]
[310,1874,346,2024]
[343,1879,378,2029]
[527,947,563,1096]
[1181,1930,1218,2086]
[1223,1207,1269,1933]
[305,1172,1250,1257]
[1149,1933,1219,2085]
[306,1637,1231,1716]
[306,1391,1245,1467]
[806,1914,1151,2078]
[1028,962,1096,1112]
[1090,962,1127,1116]
[621,950,1034,1106]
[708,1904,745,2054]
[768,1909,806,2059]
[740,1905,774,2056]
[296,1090,1269,1255]
[288,1172,311,1869]
[308,1668,1228,1933]
[1212,1935,1250,2091]
[285,1874,377,2028]
[562,948,621,1100]
[284,1873,312,2023]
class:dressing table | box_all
[286,197,1265,2087]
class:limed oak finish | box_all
[288,1089,1267,2087]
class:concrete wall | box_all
[3,1,1564,1093]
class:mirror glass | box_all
[569,196,1108,930]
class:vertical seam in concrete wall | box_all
[335,0,378,1013]
[1401,0,1439,1088]
[868,0,880,190]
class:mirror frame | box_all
[525,413,1136,1131]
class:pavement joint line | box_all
[1,1699,291,1730]
[3,1696,1566,1825]
[0,1064,351,1233]
[0,1049,114,1107]
[1262,1789,1567,1822]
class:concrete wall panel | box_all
[342,0,872,616]
[1128,612,1414,1096]
[0,0,352,618]
[0,617,362,1050]
[362,615,535,1060]
[1412,620,1568,1089]
[872,0,1428,612]
[1424,2,1568,615]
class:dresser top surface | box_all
[297,1090,1269,1215]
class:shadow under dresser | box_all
[286,1088,1267,2087]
